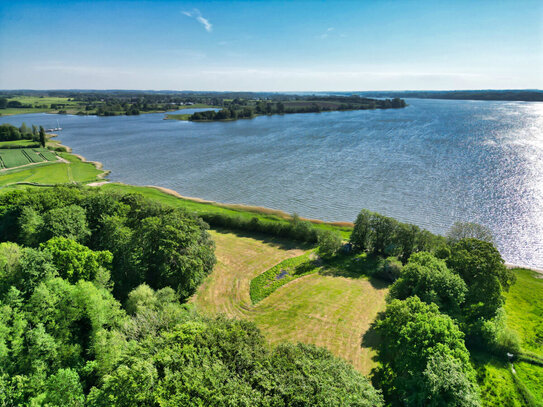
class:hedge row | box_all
[200,213,320,243]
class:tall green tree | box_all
[41,237,112,283]
[39,126,46,147]
[351,209,372,251]
[373,297,480,406]
[447,238,515,322]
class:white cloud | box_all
[319,27,334,39]
[182,9,212,32]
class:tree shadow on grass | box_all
[211,227,314,252]
[360,317,383,374]
[319,253,391,289]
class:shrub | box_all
[317,230,342,257]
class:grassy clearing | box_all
[505,268,543,356]
[191,229,307,316]
[252,274,388,374]
[191,229,388,374]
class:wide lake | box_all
[2,99,543,269]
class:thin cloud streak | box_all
[182,9,212,32]
[319,27,334,39]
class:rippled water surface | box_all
[2,99,543,268]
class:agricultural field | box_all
[0,152,105,188]
[0,96,83,115]
[0,148,59,169]
[191,229,389,374]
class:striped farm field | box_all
[191,229,389,374]
[0,148,58,169]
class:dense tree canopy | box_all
[388,252,467,318]
[0,186,216,300]
[372,296,480,406]
[350,209,443,263]
[447,238,515,322]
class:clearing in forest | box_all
[191,229,388,374]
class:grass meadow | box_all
[191,229,389,374]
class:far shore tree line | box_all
[189,96,407,121]
[0,92,406,118]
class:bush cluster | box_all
[201,212,320,243]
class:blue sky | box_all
[1,0,542,91]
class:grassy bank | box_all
[472,267,543,406]
[100,183,353,238]
[505,268,543,356]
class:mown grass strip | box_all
[250,251,321,304]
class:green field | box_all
[472,268,543,406]
[0,96,82,115]
[0,148,59,169]
[0,140,40,148]
[0,152,105,187]
[505,268,543,356]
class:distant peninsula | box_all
[167,95,407,122]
